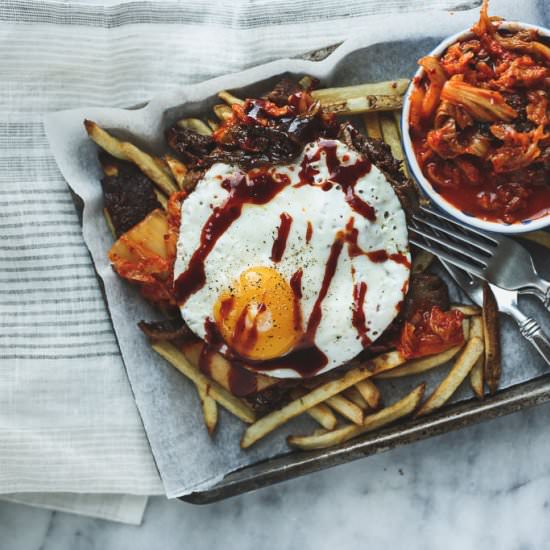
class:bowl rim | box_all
[400,20,550,234]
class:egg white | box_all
[174,139,410,378]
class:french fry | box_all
[154,188,168,209]
[152,341,256,423]
[197,385,218,435]
[207,119,220,132]
[287,384,425,451]
[393,110,403,135]
[376,318,469,380]
[363,112,382,139]
[451,303,482,316]
[290,389,338,430]
[213,104,232,121]
[343,386,369,410]
[84,120,178,196]
[325,395,364,425]
[411,249,435,274]
[355,379,382,410]
[306,403,338,430]
[241,351,406,448]
[469,316,485,399]
[520,230,550,249]
[176,117,213,136]
[84,119,127,161]
[218,90,245,107]
[482,283,501,394]
[380,112,404,162]
[180,340,277,395]
[298,75,315,90]
[318,94,404,116]
[311,79,409,103]
[103,208,116,238]
[164,155,189,190]
[119,141,177,196]
[416,336,484,417]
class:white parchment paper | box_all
[44,2,550,498]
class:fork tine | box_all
[409,235,485,278]
[413,214,495,255]
[419,205,500,244]
[409,224,489,267]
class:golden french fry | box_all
[469,315,485,399]
[326,395,364,425]
[103,208,116,238]
[197,385,218,435]
[319,94,403,116]
[207,119,220,132]
[363,112,382,139]
[306,403,338,430]
[376,342,464,380]
[355,379,382,410]
[298,75,315,90]
[84,119,127,161]
[380,112,404,162]
[470,359,485,399]
[482,283,501,395]
[311,79,409,103]
[290,389,338,430]
[451,304,482,316]
[84,120,178,196]
[164,155,189,190]
[519,230,550,249]
[119,141,177,196]
[287,384,425,451]
[416,336,484,417]
[152,341,256,423]
[176,118,213,136]
[393,110,403,135]
[154,189,168,209]
[343,386,369,410]
[241,351,406,448]
[213,104,232,121]
[218,90,245,107]
[411,249,435,274]
[180,340,277,395]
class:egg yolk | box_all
[213,266,302,361]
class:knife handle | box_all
[517,317,550,366]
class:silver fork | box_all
[441,262,550,366]
[409,205,550,312]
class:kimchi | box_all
[409,0,550,224]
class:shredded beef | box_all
[100,154,161,236]
[264,78,302,106]
[138,318,191,342]
[402,273,450,320]
[166,126,216,164]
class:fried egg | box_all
[174,139,410,378]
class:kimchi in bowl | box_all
[402,14,550,234]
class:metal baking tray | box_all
[180,37,550,505]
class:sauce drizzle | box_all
[352,281,372,348]
[298,139,375,221]
[271,212,293,262]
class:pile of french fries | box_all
[86,77,550,452]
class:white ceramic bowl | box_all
[401,21,550,234]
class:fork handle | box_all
[516,317,550,366]
[519,286,550,314]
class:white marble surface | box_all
[3,401,550,549]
